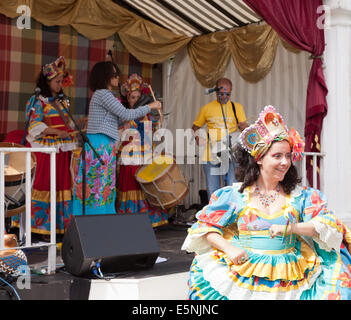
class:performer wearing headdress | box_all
[72,65,162,215]
[182,105,351,300]
[12,56,77,238]
[116,74,168,228]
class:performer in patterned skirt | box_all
[72,63,162,215]
[13,56,77,237]
[182,105,351,300]
[116,74,168,228]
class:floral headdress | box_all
[42,56,73,88]
[120,73,150,97]
[240,105,305,162]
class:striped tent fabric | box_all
[0,13,152,140]
[114,0,262,37]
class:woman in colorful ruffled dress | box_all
[13,56,77,237]
[72,64,162,215]
[115,74,168,228]
[182,105,351,300]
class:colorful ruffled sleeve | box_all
[299,187,344,252]
[26,96,48,140]
[182,185,242,254]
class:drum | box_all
[1,142,36,217]
[135,155,189,209]
[0,234,18,257]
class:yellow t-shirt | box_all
[193,100,247,162]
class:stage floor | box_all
[0,222,194,300]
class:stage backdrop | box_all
[163,41,312,207]
[0,13,153,141]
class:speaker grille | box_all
[62,214,160,277]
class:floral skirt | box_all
[116,165,168,228]
[72,133,117,215]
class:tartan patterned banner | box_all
[0,13,153,141]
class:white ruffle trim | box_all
[311,220,342,253]
[27,123,48,141]
[181,232,212,255]
[28,141,78,153]
[196,251,322,300]
[288,185,304,204]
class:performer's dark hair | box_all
[89,61,120,92]
[36,72,63,98]
[233,142,301,195]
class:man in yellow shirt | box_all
[192,78,248,200]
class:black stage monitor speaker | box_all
[61,214,160,277]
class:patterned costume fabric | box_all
[0,250,27,277]
[116,115,168,227]
[0,14,152,141]
[182,183,351,300]
[72,133,117,215]
[116,73,168,227]
[240,105,304,162]
[72,89,152,215]
[12,95,77,234]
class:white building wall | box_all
[322,0,351,227]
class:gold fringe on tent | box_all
[188,24,279,87]
[0,0,301,86]
[0,0,191,64]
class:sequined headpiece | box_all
[42,56,66,80]
[240,105,305,162]
[42,56,73,87]
[121,73,150,97]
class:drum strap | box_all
[231,101,239,124]
[51,99,71,129]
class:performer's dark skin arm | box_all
[238,121,249,131]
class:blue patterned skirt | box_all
[72,133,117,215]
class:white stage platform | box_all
[89,271,189,300]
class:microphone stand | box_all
[57,94,105,216]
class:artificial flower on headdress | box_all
[240,105,305,162]
[289,127,305,162]
[62,72,73,88]
[121,73,150,97]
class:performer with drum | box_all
[12,56,77,240]
[72,63,162,215]
[116,74,168,228]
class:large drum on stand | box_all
[135,155,189,209]
[1,142,36,217]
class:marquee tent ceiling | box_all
[113,0,263,37]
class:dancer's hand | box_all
[148,100,162,110]
[225,245,249,265]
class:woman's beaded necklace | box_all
[254,184,280,207]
